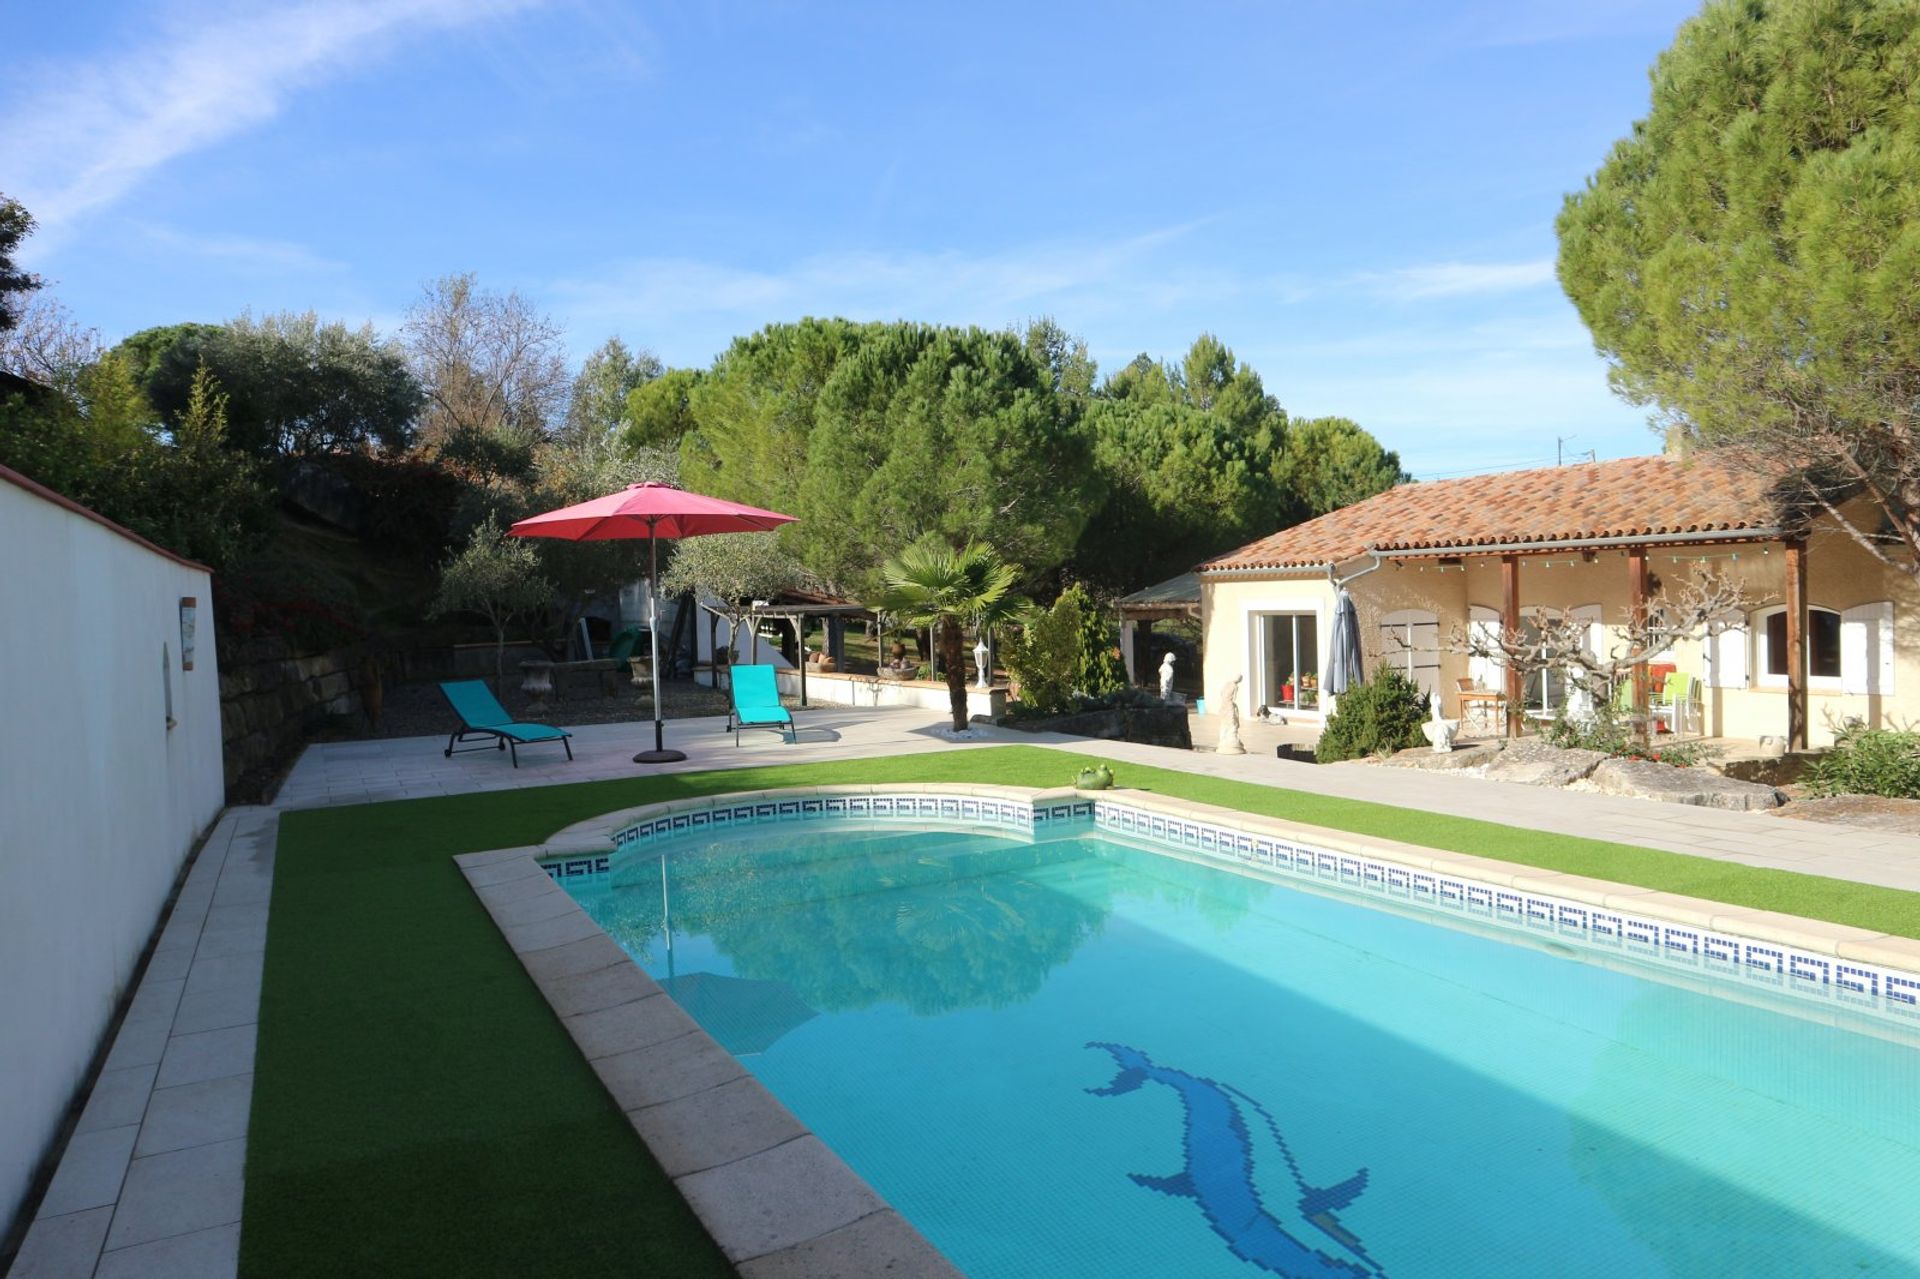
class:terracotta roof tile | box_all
[1201,455,1781,573]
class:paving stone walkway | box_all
[9,808,275,1279]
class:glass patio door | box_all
[1259,613,1320,711]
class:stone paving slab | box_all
[7,807,275,1279]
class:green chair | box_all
[438,680,573,767]
[606,627,646,665]
[1654,671,1697,737]
[726,664,795,745]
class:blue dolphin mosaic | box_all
[1087,1043,1386,1279]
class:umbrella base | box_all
[633,749,688,764]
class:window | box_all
[1259,613,1320,711]
[1760,607,1842,682]
[1378,610,1440,697]
[1520,605,1601,715]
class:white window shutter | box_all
[1469,606,1501,689]
[1881,602,1896,694]
[1381,609,1440,696]
[1566,605,1603,718]
[1841,602,1894,695]
[1710,618,1749,689]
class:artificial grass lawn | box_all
[245,744,1920,1277]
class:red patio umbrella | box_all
[509,482,796,764]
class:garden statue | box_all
[1158,652,1177,701]
[974,635,991,689]
[1421,696,1459,754]
[1216,675,1246,755]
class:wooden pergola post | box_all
[1502,554,1522,737]
[1785,537,1808,750]
[1628,546,1650,735]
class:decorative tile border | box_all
[605,794,1092,857]
[1088,802,1920,1025]
[537,787,1920,1031]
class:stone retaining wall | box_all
[1002,702,1193,749]
[219,638,373,793]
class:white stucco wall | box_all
[0,475,225,1230]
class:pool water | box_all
[562,821,1920,1278]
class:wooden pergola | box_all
[1117,572,1201,687]
[1385,531,1806,746]
[741,599,874,708]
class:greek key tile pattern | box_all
[539,791,1919,1028]
[1089,802,1919,1025]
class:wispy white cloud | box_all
[549,223,1243,362]
[1,0,547,235]
[1358,258,1557,300]
[133,222,346,274]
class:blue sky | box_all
[3,0,1700,477]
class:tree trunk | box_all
[940,616,968,731]
[492,620,507,698]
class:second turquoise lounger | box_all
[726,664,795,745]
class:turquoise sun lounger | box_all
[438,680,573,767]
[727,664,795,745]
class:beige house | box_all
[1198,453,1912,750]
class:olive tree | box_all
[431,517,553,691]
[658,532,806,675]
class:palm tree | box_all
[873,542,1023,731]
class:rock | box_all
[1714,753,1815,787]
[1590,758,1784,811]
[1482,739,1609,787]
[1382,743,1501,771]
[1772,794,1920,833]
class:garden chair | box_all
[1652,671,1699,737]
[727,664,795,745]
[1454,677,1503,734]
[438,680,573,767]
[606,627,645,665]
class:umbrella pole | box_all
[634,527,688,764]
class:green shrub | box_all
[1315,667,1429,763]
[1808,725,1920,799]
[1007,593,1082,715]
[1061,582,1125,698]
[1545,692,1717,768]
[1003,686,1167,724]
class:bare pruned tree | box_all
[402,272,570,460]
[0,293,102,391]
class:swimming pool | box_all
[554,800,1920,1278]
